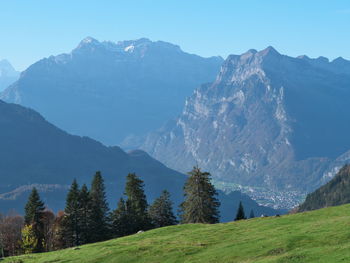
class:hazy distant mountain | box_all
[0,99,280,220]
[0,99,185,211]
[139,47,350,208]
[0,59,19,91]
[0,37,223,145]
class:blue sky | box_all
[1,0,349,71]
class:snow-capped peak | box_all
[124,45,135,52]
[81,36,99,44]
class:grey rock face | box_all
[141,47,350,207]
[0,59,19,92]
[0,37,223,145]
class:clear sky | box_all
[1,0,349,71]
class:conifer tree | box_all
[110,198,130,237]
[235,201,246,221]
[62,179,81,247]
[88,171,110,242]
[149,190,177,228]
[78,184,91,244]
[24,188,45,225]
[124,173,152,233]
[24,187,45,252]
[249,209,255,219]
[180,166,220,224]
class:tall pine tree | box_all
[24,187,45,252]
[78,184,91,244]
[149,190,177,228]
[24,188,45,225]
[180,166,220,224]
[88,171,110,242]
[124,173,152,233]
[110,198,130,237]
[62,179,81,247]
[234,201,246,221]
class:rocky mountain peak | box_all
[297,55,310,60]
[72,37,184,57]
[258,46,281,57]
[140,47,350,209]
[215,46,281,85]
[315,56,329,63]
[333,56,347,63]
[0,60,20,92]
[296,53,350,75]
[0,59,18,77]
[332,56,350,67]
[117,37,152,48]
[77,36,101,48]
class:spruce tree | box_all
[149,190,177,228]
[110,198,130,237]
[78,184,91,244]
[124,173,152,233]
[180,166,220,224]
[235,201,246,221]
[88,171,110,242]
[24,187,45,252]
[62,179,81,247]
[249,209,255,219]
[24,188,45,225]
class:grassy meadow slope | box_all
[5,204,350,263]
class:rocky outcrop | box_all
[140,47,350,208]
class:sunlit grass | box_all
[5,204,350,262]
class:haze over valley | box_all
[1,1,350,262]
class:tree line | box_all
[0,167,254,257]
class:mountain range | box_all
[0,99,280,221]
[3,38,350,210]
[0,59,19,92]
[138,47,350,208]
[0,37,222,146]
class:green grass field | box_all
[5,204,350,263]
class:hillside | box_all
[4,204,350,263]
[0,99,280,220]
[0,99,186,213]
[139,47,350,208]
[0,37,222,145]
[298,164,350,212]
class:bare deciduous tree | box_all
[0,211,24,256]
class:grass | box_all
[4,204,350,263]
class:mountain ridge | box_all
[0,37,223,145]
[137,47,350,208]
